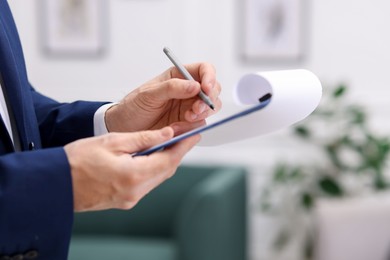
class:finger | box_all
[184,62,216,85]
[192,99,208,115]
[170,120,206,136]
[208,97,222,113]
[185,97,222,122]
[185,99,208,121]
[160,134,201,165]
[122,134,198,202]
[130,134,200,178]
[146,79,201,102]
[210,80,222,99]
[191,85,222,114]
[185,109,200,122]
[106,127,174,153]
[203,80,221,111]
[195,99,222,121]
[185,63,217,95]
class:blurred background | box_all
[8,0,390,259]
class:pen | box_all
[163,47,215,110]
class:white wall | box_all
[8,0,390,259]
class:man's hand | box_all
[105,62,222,134]
[64,127,200,212]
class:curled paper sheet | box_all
[198,69,322,146]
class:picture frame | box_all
[40,0,107,57]
[241,0,305,61]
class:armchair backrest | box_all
[72,165,221,238]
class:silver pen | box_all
[163,47,215,110]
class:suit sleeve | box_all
[0,147,74,259]
[1,1,111,257]
[0,89,109,258]
[30,87,108,148]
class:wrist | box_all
[94,102,119,135]
[104,103,120,133]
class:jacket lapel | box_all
[0,117,14,153]
[0,71,15,152]
[0,1,31,150]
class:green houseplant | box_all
[260,85,390,259]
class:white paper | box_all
[199,69,322,146]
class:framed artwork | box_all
[40,0,107,57]
[241,0,305,61]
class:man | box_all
[0,0,221,259]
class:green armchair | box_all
[69,165,247,260]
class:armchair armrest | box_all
[174,167,247,260]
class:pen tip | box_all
[210,105,215,111]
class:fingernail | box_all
[187,82,198,93]
[199,103,207,113]
[161,127,173,138]
[170,124,180,133]
[190,113,198,120]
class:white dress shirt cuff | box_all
[93,103,118,136]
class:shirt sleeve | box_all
[93,103,118,136]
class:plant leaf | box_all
[333,85,347,98]
[301,192,314,210]
[273,164,288,182]
[318,177,344,197]
[294,126,311,139]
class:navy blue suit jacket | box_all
[0,1,106,259]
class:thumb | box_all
[109,127,174,153]
[129,127,174,152]
[148,79,200,102]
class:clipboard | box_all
[133,68,322,156]
[132,94,272,157]
[198,69,322,146]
